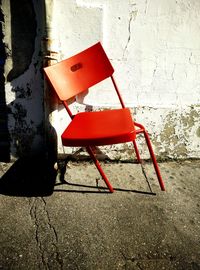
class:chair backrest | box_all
[44,42,114,101]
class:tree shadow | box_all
[0,153,56,196]
[0,1,58,195]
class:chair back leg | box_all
[143,131,165,191]
[133,140,141,163]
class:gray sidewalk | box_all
[0,159,200,269]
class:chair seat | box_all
[61,108,136,146]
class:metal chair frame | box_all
[44,42,165,193]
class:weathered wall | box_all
[1,0,200,161]
[46,0,200,160]
[1,0,46,159]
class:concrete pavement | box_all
[0,158,200,269]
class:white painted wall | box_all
[47,0,200,159]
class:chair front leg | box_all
[86,146,114,193]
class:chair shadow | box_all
[54,159,156,195]
[0,154,56,197]
[54,179,156,195]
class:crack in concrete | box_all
[152,57,158,78]
[29,197,63,270]
[41,197,63,269]
[144,0,148,14]
[122,252,176,270]
[122,253,137,270]
[30,197,46,269]
[123,10,136,59]
[171,64,176,81]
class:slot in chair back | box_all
[44,42,114,101]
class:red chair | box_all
[43,42,165,193]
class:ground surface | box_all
[0,159,200,269]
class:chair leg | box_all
[86,146,114,193]
[143,130,165,191]
[133,140,141,163]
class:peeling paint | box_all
[12,85,32,99]
[9,102,33,156]
[196,127,200,138]
[181,107,199,129]
[149,105,200,159]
